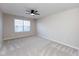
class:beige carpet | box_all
[0,36,78,56]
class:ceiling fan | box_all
[25,9,40,16]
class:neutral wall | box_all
[0,11,3,48]
[3,13,36,40]
[37,8,79,49]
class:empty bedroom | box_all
[0,3,79,56]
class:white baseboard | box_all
[50,39,79,50]
[38,34,79,50]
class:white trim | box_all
[50,39,79,50]
[38,34,79,50]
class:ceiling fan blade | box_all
[26,10,31,12]
[25,10,31,14]
[25,13,31,14]
[35,10,38,12]
[35,13,40,15]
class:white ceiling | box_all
[0,3,79,19]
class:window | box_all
[14,19,31,32]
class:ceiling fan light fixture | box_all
[30,13,35,16]
[26,9,40,16]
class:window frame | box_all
[14,19,31,33]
